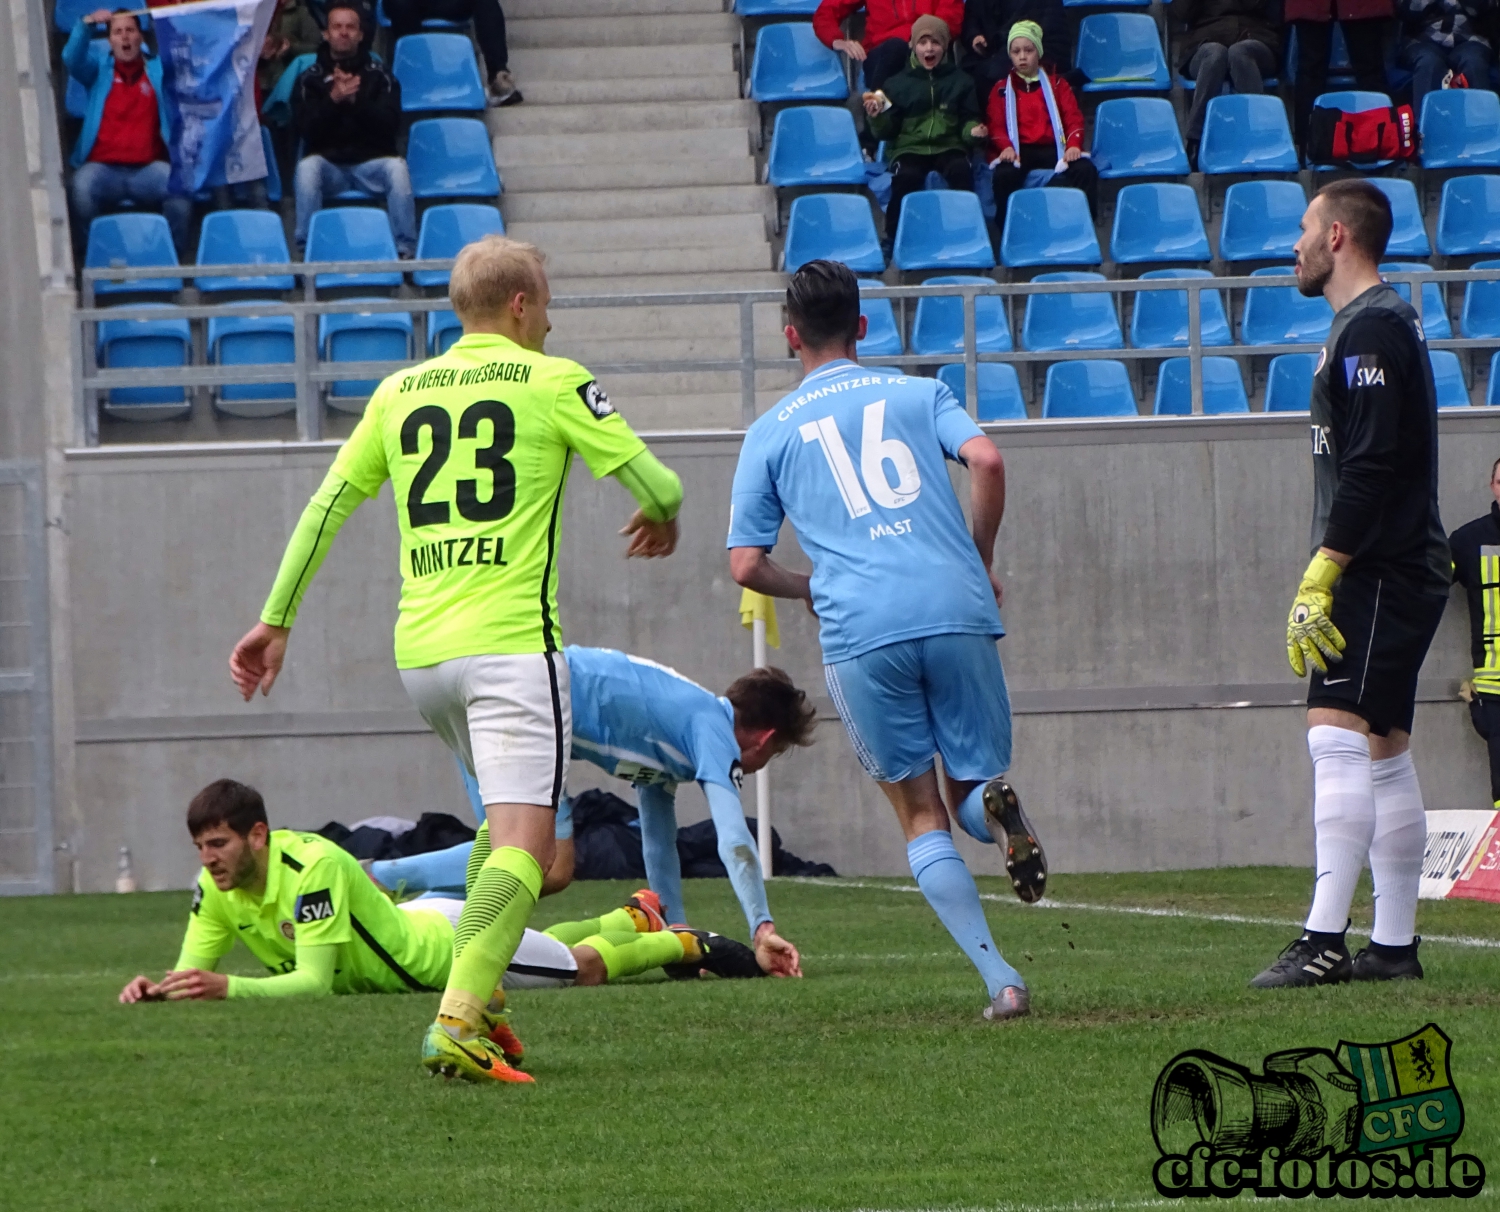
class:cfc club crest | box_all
[1151,1024,1484,1199]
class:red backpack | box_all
[1307,103,1420,164]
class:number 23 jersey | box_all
[727,359,1002,663]
[331,333,647,667]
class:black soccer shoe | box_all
[1353,939,1424,982]
[1249,935,1353,989]
[662,929,765,980]
[982,778,1047,903]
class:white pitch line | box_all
[784,877,1500,950]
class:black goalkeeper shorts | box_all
[1306,570,1447,737]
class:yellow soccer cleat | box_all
[421,1021,534,1085]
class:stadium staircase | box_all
[491,0,796,428]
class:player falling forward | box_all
[377,649,814,975]
[727,260,1043,1021]
[229,236,684,1083]
[1252,180,1450,989]
[119,781,760,1073]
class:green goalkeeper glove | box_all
[1286,551,1346,678]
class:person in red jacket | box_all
[1284,0,1395,152]
[814,0,964,90]
[985,22,1096,224]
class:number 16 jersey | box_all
[727,359,1002,664]
[325,333,647,666]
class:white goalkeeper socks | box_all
[1368,751,1426,947]
[1304,725,1376,936]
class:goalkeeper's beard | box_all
[1296,247,1333,299]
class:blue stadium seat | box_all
[412,203,505,288]
[375,0,465,31]
[1090,98,1189,178]
[1128,269,1231,348]
[1431,349,1469,408]
[1000,188,1100,267]
[319,303,414,412]
[1022,272,1123,351]
[96,305,191,418]
[305,208,403,290]
[1110,183,1209,263]
[261,126,282,204]
[1198,94,1299,174]
[1042,360,1138,417]
[893,191,996,270]
[749,23,846,102]
[407,118,501,199]
[910,276,1012,355]
[1366,178,1430,258]
[784,194,883,273]
[1489,351,1500,405]
[206,311,296,418]
[766,106,865,187]
[1437,175,1500,256]
[1421,89,1500,169]
[736,0,820,13]
[195,210,294,293]
[1265,352,1317,411]
[1460,258,1500,337]
[1241,266,1333,345]
[1217,180,1306,262]
[393,34,486,113]
[1380,262,1451,340]
[428,308,464,355]
[1076,15,1170,92]
[856,281,902,357]
[1152,356,1249,414]
[85,213,182,296]
[936,363,1027,421]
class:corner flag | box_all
[738,588,780,651]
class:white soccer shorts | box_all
[399,651,571,808]
[400,898,578,989]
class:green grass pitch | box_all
[3,869,1499,1212]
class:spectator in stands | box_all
[815,0,964,91]
[1284,0,1394,153]
[258,0,324,98]
[986,22,1096,222]
[386,0,521,105]
[1170,0,1281,167]
[291,4,415,257]
[865,16,986,254]
[1396,0,1494,116]
[960,0,1070,99]
[63,9,191,263]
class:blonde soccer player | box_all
[229,236,683,1084]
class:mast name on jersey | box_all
[409,534,510,577]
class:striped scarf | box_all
[1003,69,1066,171]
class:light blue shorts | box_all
[824,632,1012,784]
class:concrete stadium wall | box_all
[56,411,1500,893]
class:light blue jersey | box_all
[566,645,743,793]
[726,360,1002,663]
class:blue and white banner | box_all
[151,0,278,193]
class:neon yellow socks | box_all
[439,845,543,1035]
[466,818,491,893]
[543,906,641,947]
[581,930,689,982]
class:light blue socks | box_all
[907,829,1023,998]
[371,842,473,895]
[955,784,993,844]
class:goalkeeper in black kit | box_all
[1251,179,1451,990]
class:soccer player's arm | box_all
[552,367,683,557]
[935,381,1006,598]
[223,857,351,999]
[121,879,235,1003]
[727,432,810,605]
[231,394,391,699]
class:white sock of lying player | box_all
[1304,724,1376,935]
[1367,752,1426,947]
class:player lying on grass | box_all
[368,648,815,977]
[119,781,762,1079]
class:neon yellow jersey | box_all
[177,830,453,995]
[269,333,648,668]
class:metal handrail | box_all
[74,264,1500,446]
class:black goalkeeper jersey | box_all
[1309,282,1450,594]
